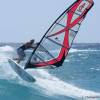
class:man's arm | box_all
[30,42,44,52]
[31,43,39,49]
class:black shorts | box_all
[17,48,25,60]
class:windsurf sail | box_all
[25,0,94,69]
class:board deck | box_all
[8,58,36,82]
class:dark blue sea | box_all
[0,43,100,100]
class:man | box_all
[14,39,37,63]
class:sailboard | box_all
[24,0,94,69]
[8,58,36,82]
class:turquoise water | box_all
[0,43,100,100]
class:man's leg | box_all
[14,48,25,63]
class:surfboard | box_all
[8,58,36,82]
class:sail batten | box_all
[39,44,56,60]
[45,37,68,49]
[56,23,66,27]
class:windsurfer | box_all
[14,39,37,63]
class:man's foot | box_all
[13,58,19,60]
[17,60,20,63]
[13,58,21,63]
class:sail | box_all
[25,0,94,69]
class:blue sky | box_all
[0,0,99,43]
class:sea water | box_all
[0,43,100,100]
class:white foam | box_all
[32,69,100,100]
[0,48,100,100]
[0,45,14,52]
[90,68,100,71]
[0,60,18,79]
[70,48,100,53]
[0,61,100,100]
[0,53,13,63]
[50,48,99,54]
[70,48,78,53]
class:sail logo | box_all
[77,3,86,12]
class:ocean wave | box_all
[70,48,100,53]
[32,69,100,100]
[0,60,100,100]
[0,45,14,52]
[50,48,100,54]
[0,46,100,100]
[90,68,100,71]
[0,45,99,54]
